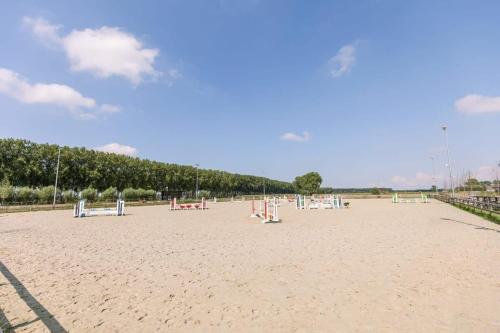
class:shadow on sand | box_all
[441,217,500,234]
[0,260,67,333]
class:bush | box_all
[101,187,117,201]
[144,189,156,201]
[38,186,55,204]
[197,190,211,198]
[0,189,14,204]
[0,177,13,203]
[16,187,35,203]
[122,188,139,201]
[370,188,381,195]
[62,190,77,203]
[81,187,97,202]
[0,186,14,203]
[136,188,147,200]
[119,188,159,201]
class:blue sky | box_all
[1,0,499,189]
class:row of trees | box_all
[0,138,295,199]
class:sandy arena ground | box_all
[0,199,499,332]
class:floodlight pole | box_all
[52,147,61,209]
[442,126,454,197]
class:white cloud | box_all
[280,131,311,142]
[474,166,496,181]
[329,44,356,78]
[95,143,138,156]
[22,16,62,46]
[0,67,121,120]
[63,27,159,84]
[23,17,166,85]
[0,67,95,109]
[392,167,498,189]
[455,94,500,114]
[100,104,121,113]
[390,172,440,188]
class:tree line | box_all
[0,138,295,201]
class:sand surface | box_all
[0,199,499,332]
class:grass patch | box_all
[452,202,500,225]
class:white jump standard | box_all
[296,195,306,209]
[74,199,125,218]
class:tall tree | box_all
[293,172,322,195]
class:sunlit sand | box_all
[1,199,499,332]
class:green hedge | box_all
[16,186,36,202]
[62,190,77,203]
[38,186,55,204]
[81,187,97,201]
[122,188,156,201]
[0,186,156,205]
[101,187,117,201]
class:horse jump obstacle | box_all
[250,197,281,223]
[392,193,429,203]
[296,194,344,209]
[170,197,208,210]
[309,195,344,209]
[73,199,125,218]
